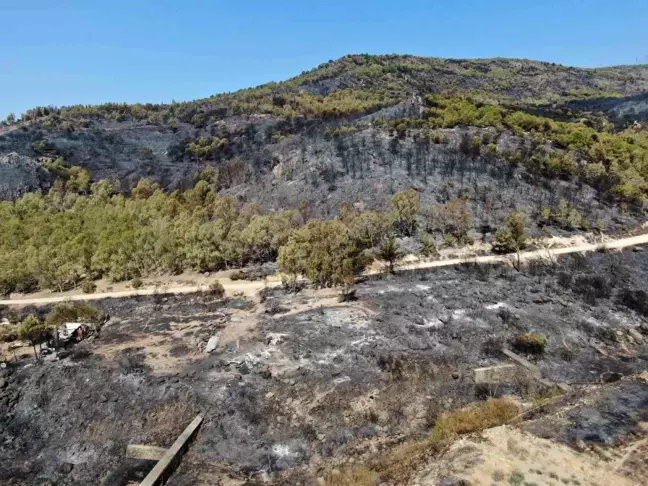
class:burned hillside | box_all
[1,246,647,485]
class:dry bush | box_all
[229,270,246,281]
[81,280,97,294]
[207,281,225,298]
[618,288,648,317]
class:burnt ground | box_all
[1,248,648,485]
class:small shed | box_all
[56,322,90,344]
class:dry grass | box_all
[431,398,520,440]
[288,399,521,486]
[370,438,443,485]
[323,466,379,486]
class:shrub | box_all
[229,270,246,281]
[572,274,611,302]
[258,287,273,303]
[81,281,97,294]
[419,233,438,257]
[131,278,143,289]
[492,210,527,254]
[208,281,225,298]
[512,333,547,354]
[618,289,648,317]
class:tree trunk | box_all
[32,344,39,361]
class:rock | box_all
[204,272,211,277]
[415,409,428,419]
[205,334,220,354]
[59,462,74,474]
[0,379,6,389]
[239,362,251,375]
[600,371,623,383]
[260,369,272,379]
[632,246,643,252]
[266,392,275,399]
[628,329,644,344]
[473,364,518,385]
[451,371,460,380]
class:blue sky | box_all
[1,0,647,119]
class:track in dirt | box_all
[2,232,647,306]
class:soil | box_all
[1,247,648,485]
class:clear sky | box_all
[1,0,647,119]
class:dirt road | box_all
[1,232,647,307]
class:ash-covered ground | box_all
[1,248,648,485]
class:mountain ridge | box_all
[5,54,648,123]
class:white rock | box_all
[205,334,220,353]
[628,328,644,343]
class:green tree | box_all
[278,220,373,290]
[376,235,404,274]
[17,315,49,360]
[493,210,528,256]
[132,178,161,199]
[420,232,438,257]
[390,189,420,236]
[65,167,91,194]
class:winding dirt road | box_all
[1,233,647,307]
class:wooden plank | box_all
[139,414,204,486]
[126,445,167,461]
[500,349,542,378]
[501,349,571,392]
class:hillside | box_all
[1,55,648,293]
[2,55,648,204]
[2,54,648,486]
[2,248,648,485]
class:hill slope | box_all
[0,55,648,292]
[2,55,648,205]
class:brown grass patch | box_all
[372,399,520,484]
[323,466,379,486]
[430,398,520,440]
